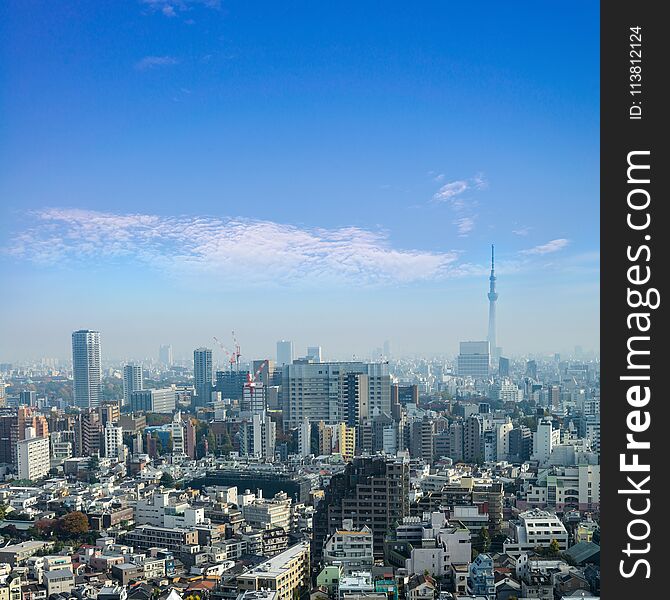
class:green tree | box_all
[160,472,175,487]
[548,539,561,556]
[479,527,491,553]
[0,503,8,520]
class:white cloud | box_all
[141,1,221,18]
[512,226,532,236]
[521,238,570,255]
[473,172,488,190]
[135,56,179,70]
[6,209,480,288]
[432,180,469,203]
[453,217,476,237]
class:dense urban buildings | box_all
[0,255,601,600]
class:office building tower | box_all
[313,455,410,560]
[392,384,419,407]
[72,330,102,409]
[282,362,391,428]
[185,417,196,459]
[498,356,510,378]
[19,391,37,406]
[463,415,483,463]
[276,340,294,366]
[509,426,532,462]
[215,369,249,401]
[123,364,143,406]
[158,344,173,368]
[457,341,490,379]
[130,388,177,414]
[525,360,538,380]
[409,417,434,463]
[0,414,19,465]
[239,413,276,460]
[306,346,322,362]
[383,340,391,358]
[487,244,499,363]
[340,372,369,427]
[193,348,213,405]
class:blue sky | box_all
[0,1,599,362]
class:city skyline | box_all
[0,1,599,360]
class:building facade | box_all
[72,330,102,409]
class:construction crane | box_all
[242,359,267,415]
[213,336,236,372]
[250,359,268,383]
[231,330,241,372]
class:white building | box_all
[282,362,391,428]
[503,509,569,556]
[499,380,523,403]
[243,492,292,532]
[240,412,276,460]
[123,364,143,406]
[168,412,186,455]
[17,428,50,481]
[495,419,513,461]
[242,380,266,415]
[72,329,102,409]
[399,513,471,577]
[532,418,560,465]
[104,423,124,460]
[298,417,311,457]
[523,465,600,511]
[135,490,206,528]
[323,521,374,575]
[130,388,176,414]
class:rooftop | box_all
[241,541,309,578]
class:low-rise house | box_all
[42,569,75,597]
[406,574,436,600]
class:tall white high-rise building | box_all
[104,422,124,460]
[123,364,143,406]
[306,346,322,362]
[193,348,213,404]
[276,340,294,366]
[72,330,102,409]
[159,344,173,368]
